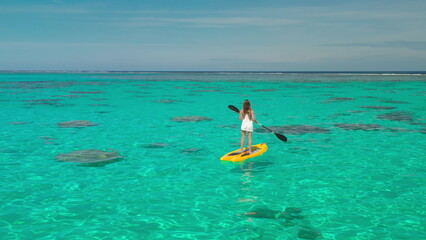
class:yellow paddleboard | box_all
[220,143,268,162]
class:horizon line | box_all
[1,70,426,74]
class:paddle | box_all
[228,105,288,142]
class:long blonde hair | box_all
[242,100,253,120]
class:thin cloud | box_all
[315,9,426,21]
[324,41,426,51]
[0,41,171,48]
[0,5,91,14]
[124,16,298,28]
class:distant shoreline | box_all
[1,70,426,75]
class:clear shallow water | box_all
[0,72,425,239]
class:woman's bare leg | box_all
[240,131,246,152]
[248,132,253,153]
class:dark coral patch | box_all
[244,207,304,220]
[57,120,97,128]
[285,207,303,214]
[70,91,103,94]
[1,81,76,89]
[55,149,124,165]
[360,96,378,98]
[24,99,62,102]
[381,100,408,104]
[171,116,212,122]
[410,122,426,127]
[54,95,83,98]
[8,122,32,125]
[297,229,323,239]
[40,136,58,145]
[244,208,281,219]
[181,148,203,153]
[323,97,356,103]
[191,89,223,92]
[40,136,56,140]
[89,104,110,107]
[83,82,109,86]
[360,106,396,110]
[330,113,352,117]
[377,112,413,122]
[143,143,169,148]
[385,128,413,133]
[255,125,330,135]
[23,99,62,105]
[335,123,383,131]
[330,97,356,101]
[254,89,277,92]
[155,99,182,103]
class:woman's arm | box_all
[251,110,257,123]
[239,110,244,120]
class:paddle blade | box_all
[275,133,288,142]
[228,105,240,113]
[257,121,288,142]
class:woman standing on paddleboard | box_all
[240,100,257,153]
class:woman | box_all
[240,99,257,153]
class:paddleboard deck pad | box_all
[220,143,268,162]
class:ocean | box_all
[0,71,425,239]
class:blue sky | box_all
[1,0,425,71]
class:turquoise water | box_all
[0,72,425,239]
